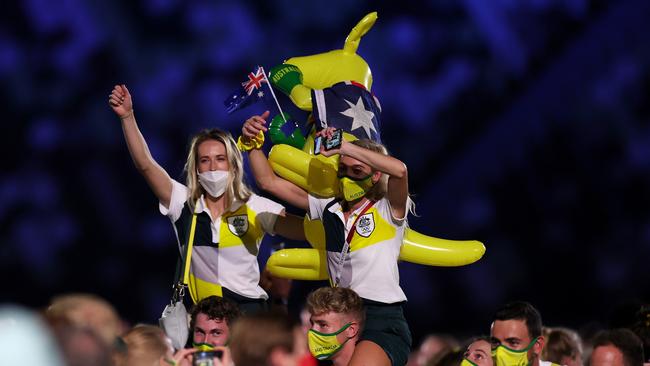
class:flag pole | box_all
[261,66,287,123]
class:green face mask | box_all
[461,358,480,366]
[307,323,352,360]
[491,338,538,366]
[339,174,375,202]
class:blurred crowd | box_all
[1,291,648,366]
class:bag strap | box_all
[182,213,198,285]
[334,200,374,287]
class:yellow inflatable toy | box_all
[265,12,486,280]
[270,13,375,111]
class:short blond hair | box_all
[118,325,170,366]
[306,287,365,324]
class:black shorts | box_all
[360,300,412,366]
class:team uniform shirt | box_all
[308,195,407,304]
[160,179,284,302]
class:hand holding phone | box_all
[324,129,343,151]
[314,136,323,155]
[193,350,223,366]
[314,128,343,155]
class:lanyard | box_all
[334,200,375,286]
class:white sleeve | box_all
[379,198,407,226]
[248,194,285,235]
[307,194,327,220]
[158,179,189,223]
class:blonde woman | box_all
[109,85,303,313]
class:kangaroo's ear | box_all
[344,12,378,53]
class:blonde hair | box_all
[306,287,365,325]
[46,293,122,347]
[117,324,171,366]
[184,128,252,212]
[348,139,416,217]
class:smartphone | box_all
[193,350,223,366]
[324,129,343,150]
[314,136,322,155]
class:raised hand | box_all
[242,110,270,140]
[168,347,196,366]
[108,84,133,119]
[315,127,344,157]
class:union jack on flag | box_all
[224,66,272,114]
[242,67,267,95]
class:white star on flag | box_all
[257,90,264,98]
[340,97,376,138]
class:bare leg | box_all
[348,340,391,366]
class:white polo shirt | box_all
[308,195,407,304]
[160,179,284,302]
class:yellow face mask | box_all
[192,342,215,351]
[339,175,374,202]
[461,358,480,366]
[307,323,351,360]
[491,338,538,366]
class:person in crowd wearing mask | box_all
[109,85,304,313]
[305,287,365,365]
[461,337,494,366]
[542,327,583,366]
[189,295,240,348]
[490,301,559,366]
[241,112,413,366]
[589,328,645,366]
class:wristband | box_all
[237,132,265,152]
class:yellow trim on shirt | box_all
[349,208,396,252]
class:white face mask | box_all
[197,170,229,198]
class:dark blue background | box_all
[2,0,649,345]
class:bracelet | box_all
[120,111,134,120]
[237,132,265,152]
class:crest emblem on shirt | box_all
[355,213,375,238]
[227,215,248,236]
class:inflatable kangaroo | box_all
[264,12,485,280]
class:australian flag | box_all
[224,66,272,114]
[311,81,382,143]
